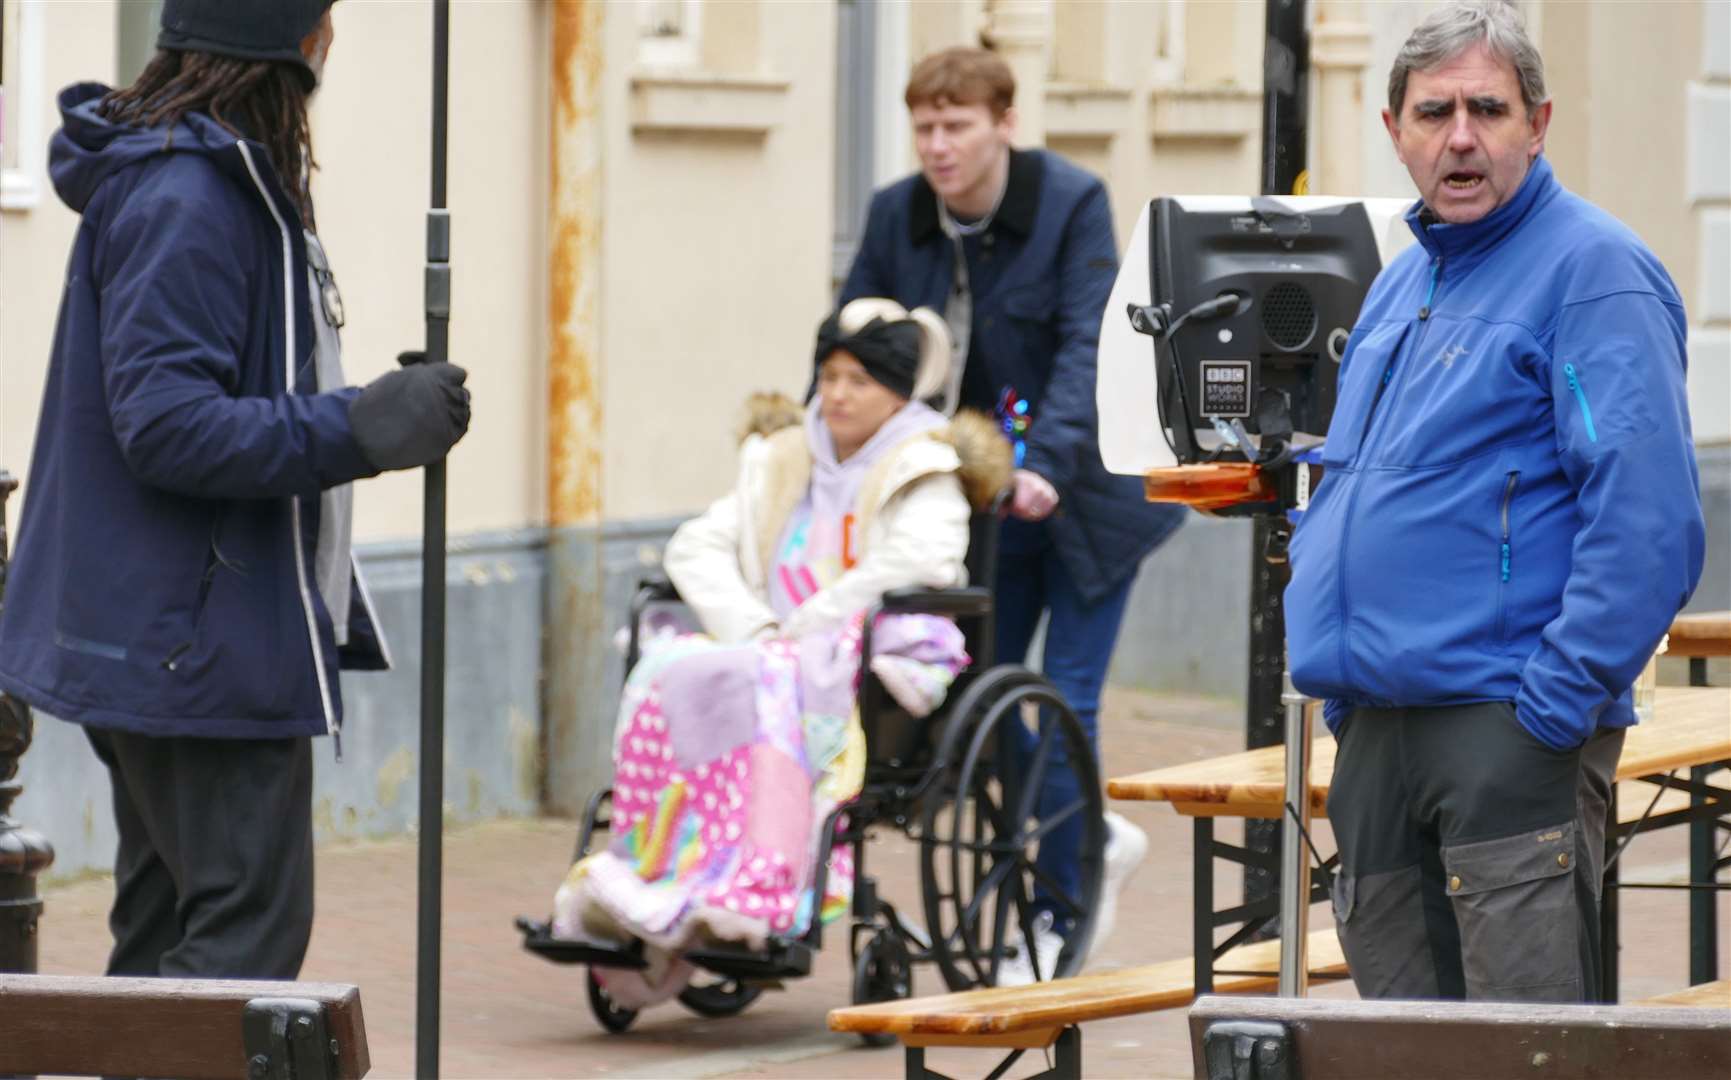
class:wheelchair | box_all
[515,507,1107,1038]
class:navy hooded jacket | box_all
[0,84,389,741]
[1286,157,1705,750]
[842,149,1184,603]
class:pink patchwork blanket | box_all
[550,613,966,1007]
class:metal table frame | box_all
[1199,676,1730,999]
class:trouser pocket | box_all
[1443,820,1580,1000]
[1331,865,1440,999]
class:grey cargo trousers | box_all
[1327,701,1623,1002]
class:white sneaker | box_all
[994,909,1065,987]
[1091,811,1148,953]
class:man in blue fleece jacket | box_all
[1286,1,1704,1002]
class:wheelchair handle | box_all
[626,573,683,670]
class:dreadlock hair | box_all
[100,50,318,230]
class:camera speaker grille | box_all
[1262,282,1317,351]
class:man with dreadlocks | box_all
[0,0,470,979]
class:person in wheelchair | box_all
[550,298,1011,1008]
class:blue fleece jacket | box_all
[0,84,387,741]
[1286,157,1705,750]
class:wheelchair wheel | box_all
[851,928,913,1047]
[587,968,639,1034]
[919,667,1105,992]
[677,977,763,1018]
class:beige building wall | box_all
[0,1,548,545]
[1314,0,1723,443]
[1,1,117,494]
[597,0,837,523]
[1540,0,1699,318]
[316,0,550,542]
[1047,0,1263,251]
[1685,0,1729,444]
[8,1,1719,529]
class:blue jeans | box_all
[994,520,1134,928]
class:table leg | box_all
[1052,1026,1081,1080]
[1690,763,1720,985]
[1601,784,1619,1003]
[1195,816,1214,995]
[905,1045,929,1080]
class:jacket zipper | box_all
[237,142,339,750]
[1563,363,1598,443]
[1337,255,1443,686]
[1496,471,1519,644]
[1499,472,1518,583]
[1356,259,1440,450]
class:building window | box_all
[637,0,701,69]
[1,0,44,212]
[117,0,166,88]
[1151,0,1184,87]
[834,0,877,286]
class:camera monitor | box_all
[1097,196,1416,476]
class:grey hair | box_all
[1388,1,1547,117]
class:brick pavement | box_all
[35,688,1730,1079]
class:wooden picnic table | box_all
[1107,685,1731,1001]
[1669,609,1731,695]
[1108,686,1730,817]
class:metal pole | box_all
[1688,763,1718,985]
[1276,666,1311,996]
[1261,0,1310,995]
[415,2,452,1076]
[1244,0,1310,919]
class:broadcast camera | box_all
[1097,195,1416,512]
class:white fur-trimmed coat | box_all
[663,395,1011,643]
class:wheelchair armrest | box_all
[877,585,993,618]
[634,571,681,605]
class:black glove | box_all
[348,361,471,471]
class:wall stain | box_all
[510,703,541,803]
[376,746,416,809]
[549,0,605,528]
[313,796,336,837]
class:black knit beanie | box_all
[158,0,337,92]
[813,313,923,399]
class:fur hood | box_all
[737,392,1012,511]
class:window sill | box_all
[1045,83,1133,141]
[1149,86,1261,143]
[629,71,792,136]
[1,170,41,212]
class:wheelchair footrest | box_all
[687,938,815,980]
[515,916,649,969]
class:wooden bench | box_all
[0,974,369,1079]
[1109,686,1731,1000]
[1188,994,1731,1079]
[1639,978,1731,1008]
[1668,610,1731,660]
[826,928,1347,1080]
